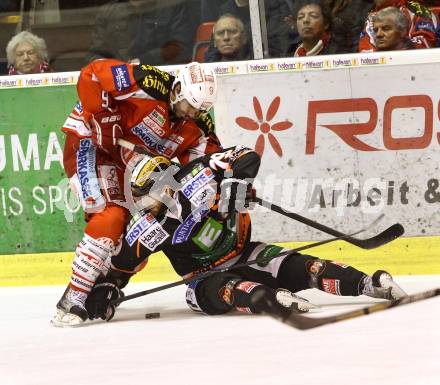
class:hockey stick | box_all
[117,138,403,249]
[113,218,380,306]
[253,197,404,250]
[268,288,440,330]
[118,138,154,155]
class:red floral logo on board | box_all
[235,96,293,157]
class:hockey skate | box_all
[275,289,319,313]
[364,270,408,301]
[51,286,89,327]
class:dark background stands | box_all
[87,0,193,65]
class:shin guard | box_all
[70,234,115,293]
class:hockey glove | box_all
[85,282,123,321]
[90,109,124,153]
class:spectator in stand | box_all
[204,0,292,60]
[359,0,437,52]
[87,0,192,65]
[6,31,52,75]
[285,1,373,54]
[326,0,374,53]
[205,14,252,62]
[284,0,373,54]
[289,0,333,56]
[373,7,414,50]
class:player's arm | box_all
[207,146,261,213]
[177,113,222,164]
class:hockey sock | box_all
[278,254,367,296]
[70,234,115,294]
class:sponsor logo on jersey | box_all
[168,133,184,144]
[143,115,165,137]
[74,102,83,114]
[181,168,215,199]
[139,222,169,251]
[190,184,216,208]
[192,217,222,251]
[172,207,209,244]
[131,123,178,157]
[150,109,166,127]
[180,164,205,184]
[416,21,435,33]
[100,164,122,201]
[235,281,260,294]
[111,64,131,91]
[77,139,96,199]
[125,213,156,247]
[322,279,341,295]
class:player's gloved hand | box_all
[90,109,124,153]
[85,282,123,321]
[218,178,256,213]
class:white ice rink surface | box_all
[1,276,440,385]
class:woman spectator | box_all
[290,0,332,56]
[6,31,52,75]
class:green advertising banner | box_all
[0,85,84,254]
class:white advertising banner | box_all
[214,60,440,241]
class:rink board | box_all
[2,50,440,285]
[1,235,440,286]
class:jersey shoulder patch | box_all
[133,64,175,102]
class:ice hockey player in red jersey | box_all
[81,146,408,323]
[52,60,221,327]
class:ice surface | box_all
[1,276,439,385]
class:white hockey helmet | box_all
[171,62,217,113]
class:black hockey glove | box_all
[85,282,123,321]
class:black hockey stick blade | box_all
[269,288,440,330]
[254,197,404,249]
[348,222,404,249]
